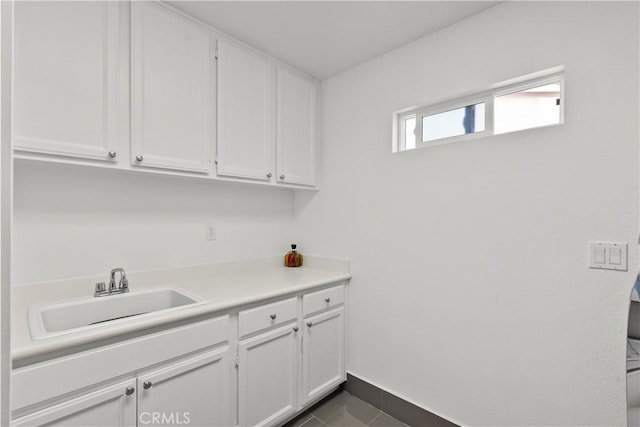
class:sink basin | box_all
[28,287,206,340]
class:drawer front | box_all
[239,297,297,338]
[12,315,229,412]
[303,285,344,317]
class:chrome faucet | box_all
[94,267,130,297]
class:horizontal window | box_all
[494,82,561,134]
[394,69,564,152]
[422,102,485,142]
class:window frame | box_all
[415,95,491,147]
[398,113,417,151]
[492,73,565,135]
[394,70,564,152]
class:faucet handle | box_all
[119,277,129,291]
[94,282,106,296]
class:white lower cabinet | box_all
[11,283,347,427]
[237,284,346,425]
[13,346,231,427]
[137,348,231,427]
[13,349,231,427]
[11,316,230,427]
[238,324,299,426]
[302,307,346,404]
[12,379,137,427]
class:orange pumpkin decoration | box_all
[284,244,303,267]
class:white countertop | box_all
[12,256,351,362]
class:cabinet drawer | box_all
[303,285,344,317]
[12,315,229,412]
[239,297,297,338]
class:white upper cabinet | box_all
[216,39,274,181]
[13,1,119,161]
[277,67,318,187]
[131,2,211,173]
[13,2,317,189]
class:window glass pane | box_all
[494,82,561,134]
[422,103,485,143]
[404,117,416,150]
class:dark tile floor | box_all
[284,391,408,427]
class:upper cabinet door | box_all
[276,67,317,187]
[131,2,211,173]
[217,40,274,181]
[13,1,119,161]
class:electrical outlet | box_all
[206,224,216,241]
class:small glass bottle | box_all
[284,244,303,267]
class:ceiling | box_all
[168,1,500,80]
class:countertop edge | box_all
[12,267,351,363]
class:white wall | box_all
[0,1,12,424]
[295,2,639,426]
[13,160,295,284]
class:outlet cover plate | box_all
[206,224,216,241]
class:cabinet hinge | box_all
[214,49,218,60]
[234,357,239,369]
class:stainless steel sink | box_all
[28,287,206,340]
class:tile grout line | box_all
[316,415,329,426]
[381,410,410,427]
[368,411,383,426]
[295,414,313,427]
[304,390,405,427]
[303,415,328,426]
[344,390,383,425]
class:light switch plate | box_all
[588,241,627,271]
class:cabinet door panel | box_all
[217,40,273,181]
[276,67,317,186]
[13,1,118,161]
[13,379,136,427]
[238,324,298,426]
[137,348,231,427]
[302,307,345,404]
[131,2,211,173]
